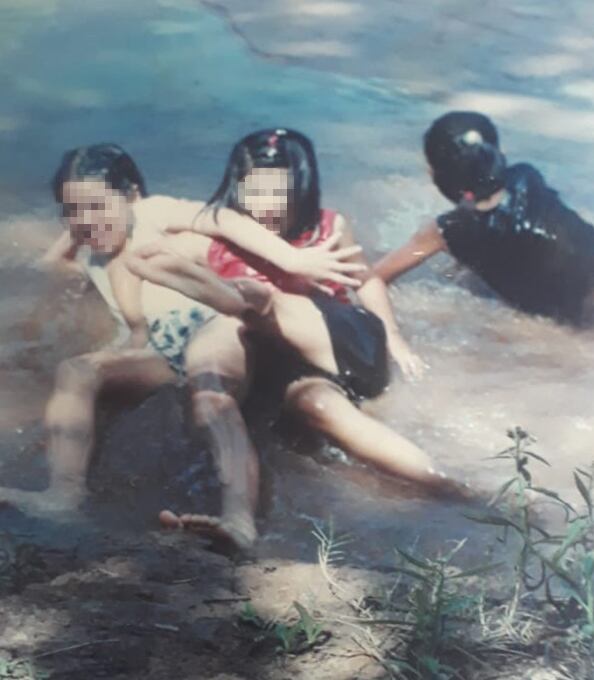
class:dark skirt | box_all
[251,294,390,403]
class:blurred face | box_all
[238,167,294,236]
[61,179,132,254]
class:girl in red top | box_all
[196,128,424,388]
[130,129,463,547]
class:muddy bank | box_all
[0,527,383,680]
[1,512,588,680]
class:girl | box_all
[129,128,459,542]
[374,111,594,325]
[1,144,361,549]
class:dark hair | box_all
[206,128,321,239]
[52,143,147,203]
[424,111,506,204]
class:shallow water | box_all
[1,0,593,567]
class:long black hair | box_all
[424,111,506,204]
[52,143,147,203]
[206,128,321,240]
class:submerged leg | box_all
[0,348,174,517]
[285,376,461,493]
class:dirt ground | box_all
[0,523,390,680]
[2,513,586,680]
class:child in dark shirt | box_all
[375,111,594,325]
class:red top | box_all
[207,209,350,302]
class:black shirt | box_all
[437,163,594,323]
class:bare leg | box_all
[159,316,259,550]
[235,287,463,492]
[233,282,339,374]
[126,260,343,374]
[235,288,466,491]
[285,377,457,491]
[0,348,175,517]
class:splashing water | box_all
[0,0,593,562]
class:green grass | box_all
[238,599,330,655]
[310,427,594,679]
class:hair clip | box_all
[266,133,281,158]
[462,190,475,202]
[461,130,483,145]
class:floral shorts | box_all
[148,308,211,377]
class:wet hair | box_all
[206,128,321,239]
[424,111,506,204]
[52,143,147,203]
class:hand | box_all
[124,326,150,350]
[289,230,367,290]
[387,334,426,381]
[117,329,149,350]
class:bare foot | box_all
[159,509,256,551]
[0,486,84,519]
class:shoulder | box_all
[435,205,482,255]
[132,195,204,240]
[506,163,561,217]
[506,163,546,190]
[325,211,356,245]
[328,210,345,230]
[436,206,468,234]
[133,195,204,221]
[326,210,352,234]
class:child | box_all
[374,111,594,325]
[128,128,461,540]
[1,143,360,545]
[48,145,364,363]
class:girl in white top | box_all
[0,144,362,549]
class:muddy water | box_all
[1,0,593,569]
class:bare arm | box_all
[126,251,250,317]
[336,215,425,379]
[184,207,366,287]
[127,231,250,317]
[373,220,446,283]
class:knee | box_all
[286,383,335,429]
[191,389,237,426]
[44,357,100,433]
[46,358,100,432]
[53,356,100,394]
